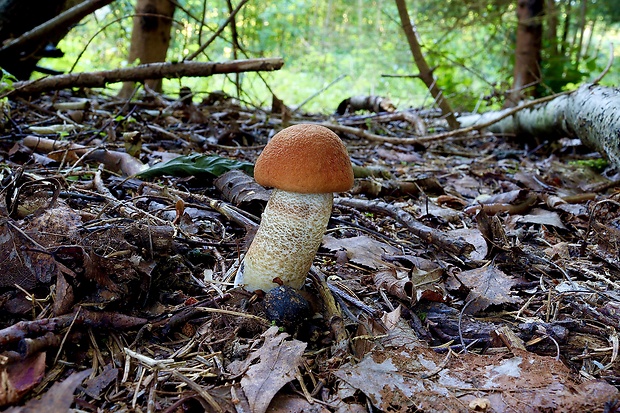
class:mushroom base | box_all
[234,190,332,292]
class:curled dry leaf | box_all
[514,208,567,229]
[214,169,271,206]
[374,268,413,301]
[466,189,538,216]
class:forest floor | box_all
[1,88,619,413]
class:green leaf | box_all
[138,153,254,179]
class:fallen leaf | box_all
[448,228,487,261]
[322,235,398,269]
[458,264,522,313]
[516,208,567,229]
[373,268,413,301]
[215,170,271,206]
[138,153,253,178]
[240,326,306,413]
[334,355,421,413]
[0,353,46,407]
[266,394,330,413]
[333,314,618,413]
[82,364,118,399]
[3,369,91,413]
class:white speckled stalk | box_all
[234,189,332,292]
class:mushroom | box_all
[234,124,354,292]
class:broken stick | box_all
[9,58,284,96]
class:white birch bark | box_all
[458,84,620,168]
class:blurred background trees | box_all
[1,0,618,113]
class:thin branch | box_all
[7,58,283,97]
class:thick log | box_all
[458,84,620,168]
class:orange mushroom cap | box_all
[254,124,354,194]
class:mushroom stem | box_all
[234,189,333,292]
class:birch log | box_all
[458,84,620,168]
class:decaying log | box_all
[9,58,284,96]
[336,96,396,115]
[458,83,620,169]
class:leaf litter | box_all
[0,90,619,412]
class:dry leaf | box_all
[322,235,398,269]
[240,326,307,413]
[334,314,618,413]
[3,369,91,413]
[458,264,522,313]
[266,394,330,413]
[374,268,413,301]
[448,228,487,261]
[515,208,567,229]
[411,267,446,303]
[215,170,271,206]
[0,353,46,407]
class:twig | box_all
[7,58,284,97]
[195,307,270,325]
[309,266,348,354]
[171,370,224,413]
[23,135,145,176]
[292,74,348,114]
[334,197,474,257]
[591,42,614,85]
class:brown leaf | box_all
[374,268,413,301]
[458,264,522,313]
[3,369,91,413]
[322,235,398,269]
[266,394,330,413]
[448,228,487,261]
[411,267,446,303]
[0,220,60,289]
[214,170,271,207]
[82,364,118,399]
[515,208,567,229]
[0,353,46,407]
[240,326,306,413]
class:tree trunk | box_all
[574,0,587,66]
[507,0,544,106]
[559,0,571,55]
[459,84,620,169]
[394,0,459,129]
[119,0,175,98]
[545,0,558,56]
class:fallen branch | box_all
[8,58,284,96]
[0,309,147,348]
[334,197,474,257]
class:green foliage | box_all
[138,153,253,179]
[41,0,620,113]
[0,69,16,94]
[569,158,608,172]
